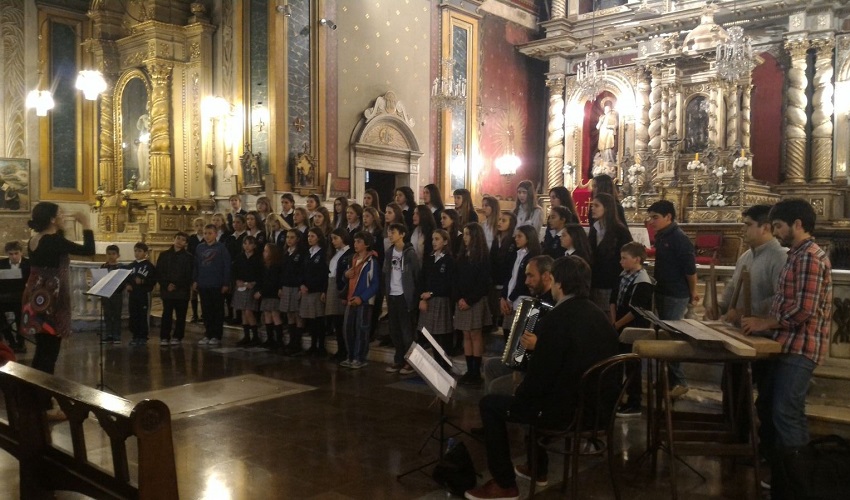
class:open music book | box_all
[404,327,456,403]
[85,269,132,299]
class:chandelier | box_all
[75,70,108,100]
[576,2,607,97]
[716,25,754,81]
[431,58,467,109]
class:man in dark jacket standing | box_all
[0,241,31,352]
[157,232,194,345]
[465,256,620,500]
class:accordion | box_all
[501,297,554,369]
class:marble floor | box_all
[0,321,768,499]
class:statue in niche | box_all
[685,97,709,153]
[240,143,263,190]
[596,101,618,165]
[135,114,151,189]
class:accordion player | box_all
[501,297,553,369]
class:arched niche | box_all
[349,92,422,202]
[684,94,709,153]
[112,69,152,192]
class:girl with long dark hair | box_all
[410,204,437,263]
[453,188,479,226]
[422,183,445,222]
[513,179,544,232]
[588,193,633,311]
[453,222,492,385]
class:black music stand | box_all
[396,329,473,482]
[85,269,131,394]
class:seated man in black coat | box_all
[0,241,31,353]
[465,255,620,500]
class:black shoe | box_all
[330,351,347,362]
[459,371,482,386]
[261,338,276,349]
[315,347,328,358]
[236,336,251,347]
[378,336,393,347]
[190,316,200,323]
[248,336,262,347]
[615,404,642,418]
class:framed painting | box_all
[0,158,30,212]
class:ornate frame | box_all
[112,69,153,192]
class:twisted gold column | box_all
[811,37,835,183]
[784,38,809,184]
[551,0,566,18]
[635,70,650,154]
[148,62,174,197]
[726,84,739,149]
[98,81,116,193]
[546,75,566,189]
[660,86,669,152]
[741,84,752,153]
[709,81,719,147]
[648,68,662,152]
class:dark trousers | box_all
[1,302,23,345]
[480,394,550,489]
[32,333,62,375]
[101,294,123,339]
[619,341,641,406]
[160,298,189,340]
[199,287,225,339]
[387,295,414,365]
[128,292,150,339]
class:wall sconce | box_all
[202,96,231,120]
[495,125,521,178]
[75,70,107,100]
[319,18,337,30]
[25,90,55,117]
[276,4,292,17]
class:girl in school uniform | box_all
[333,197,349,230]
[588,192,633,311]
[305,194,321,224]
[489,210,516,329]
[279,228,306,352]
[299,227,329,357]
[363,188,384,224]
[560,223,593,265]
[500,225,542,329]
[345,203,363,236]
[292,207,309,236]
[410,204,437,264]
[513,179,544,232]
[325,228,353,360]
[453,222,492,385]
[453,188,479,227]
[256,243,285,349]
[481,195,500,251]
[440,209,464,256]
[266,213,288,247]
[543,206,572,258]
[383,202,405,255]
[394,186,417,230]
[255,196,273,227]
[422,183,445,222]
[312,206,334,238]
[246,211,267,249]
[418,229,455,371]
[549,186,580,222]
[233,235,264,346]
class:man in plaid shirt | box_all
[743,199,832,484]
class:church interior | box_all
[1,0,850,498]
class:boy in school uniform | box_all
[100,245,125,344]
[194,224,232,345]
[157,232,194,345]
[126,242,156,346]
[0,241,30,352]
[610,241,654,417]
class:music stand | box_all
[396,328,473,482]
[85,269,131,394]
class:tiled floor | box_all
[0,323,766,499]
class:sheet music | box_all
[0,268,22,280]
[89,268,108,284]
[405,343,456,403]
[419,327,452,367]
[86,269,131,299]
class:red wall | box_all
[477,15,546,199]
[751,52,784,185]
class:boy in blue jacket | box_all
[340,231,381,368]
[193,224,232,345]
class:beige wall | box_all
[335,0,433,189]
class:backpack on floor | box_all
[772,434,850,500]
[432,439,476,496]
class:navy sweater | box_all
[301,247,328,293]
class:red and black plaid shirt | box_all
[769,238,832,364]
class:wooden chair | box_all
[694,233,723,265]
[527,353,642,499]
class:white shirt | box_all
[410,227,425,262]
[328,245,349,278]
[593,220,606,243]
[516,205,543,232]
[389,247,404,296]
[507,247,527,299]
[482,223,495,249]
[309,245,321,259]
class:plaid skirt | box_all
[417,296,453,336]
[299,291,324,319]
[279,286,301,313]
[232,287,258,311]
[453,298,492,331]
[324,277,347,316]
[260,297,280,312]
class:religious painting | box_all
[0,158,30,212]
[292,151,318,195]
[685,96,709,153]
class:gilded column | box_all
[551,0,566,18]
[98,79,116,193]
[811,37,835,183]
[660,86,669,152]
[635,70,650,153]
[648,68,662,152]
[784,38,809,184]
[708,83,719,146]
[147,62,174,197]
[726,84,739,149]
[741,83,752,153]
[546,75,566,189]
[667,87,678,142]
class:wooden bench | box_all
[0,361,178,499]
